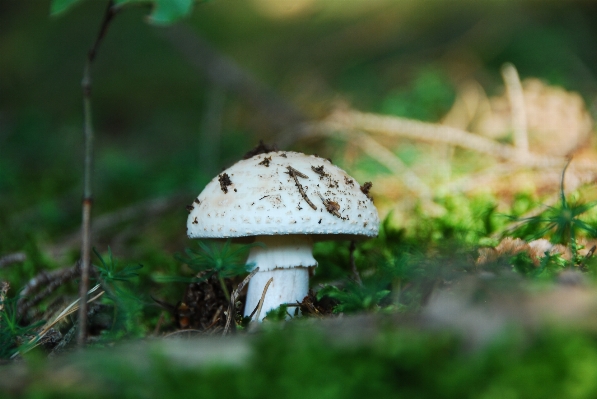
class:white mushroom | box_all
[186,151,379,321]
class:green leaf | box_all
[50,0,84,16]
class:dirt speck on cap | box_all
[259,156,272,167]
[219,173,233,193]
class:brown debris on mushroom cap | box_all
[218,173,233,193]
[311,165,327,177]
[287,166,317,210]
[243,140,278,159]
[360,182,373,201]
[186,205,195,213]
[258,156,272,167]
[317,192,342,219]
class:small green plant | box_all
[0,297,43,359]
[510,161,597,259]
[317,283,390,314]
[94,247,143,295]
[156,240,258,302]
[93,248,144,338]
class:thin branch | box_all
[287,166,317,210]
[501,63,528,154]
[0,252,27,268]
[78,0,118,347]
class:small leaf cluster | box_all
[156,240,256,303]
[94,247,143,292]
[0,297,43,359]
[264,304,292,322]
[93,248,144,338]
[158,240,253,285]
[317,283,390,314]
[509,162,597,259]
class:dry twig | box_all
[253,277,274,322]
[15,285,104,357]
[222,267,260,336]
[318,109,566,168]
[287,166,317,210]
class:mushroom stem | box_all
[244,235,316,321]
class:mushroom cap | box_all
[186,151,379,240]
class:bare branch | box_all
[253,277,273,322]
[78,0,118,347]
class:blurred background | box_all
[2,0,597,295]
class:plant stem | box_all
[77,0,117,347]
[349,241,362,286]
